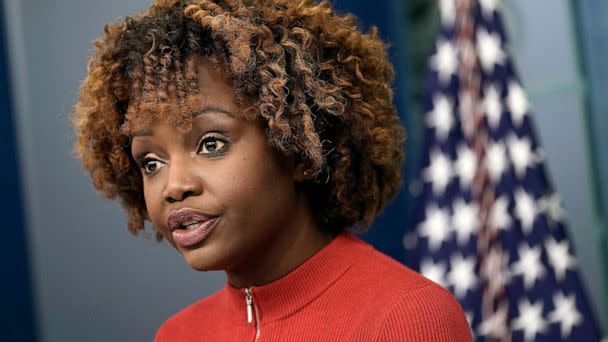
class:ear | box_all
[291,155,314,182]
[292,162,308,182]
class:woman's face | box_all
[130,62,303,273]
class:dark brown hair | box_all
[73,0,405,240]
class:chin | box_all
[181,248,223,272]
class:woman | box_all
[73,0,472,340]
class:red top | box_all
[155,231,472,341]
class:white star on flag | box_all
[430,39,458,85]
[423,148,454,195]
[545,237,577,282]
[454,144,478,189]
[438,0,456,27]
[451,199,480,245]
[512,243,546,290]
[483,83,503,130]
[507,81,530,127]
[477,302,509,339]
[512,298,548,341]
[489,195,512,232]
[447,253,478,299]
[548,292,583,339]
[507,134,536,179]
[485,140,509,183]
[426,95,454,141]
[479,0,500,19]
[476,28,506,73]
[539,193,566,227]
[514,188,538,235]
[418,204,452,251]
[420,258,447,288]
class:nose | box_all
[162,157,203,203]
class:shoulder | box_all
[154,290,224,341]
[352,244,441,296]
[373,283,472,341]
[350,246,472,341]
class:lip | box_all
[166,208,219,248]
[166,208,216,231]
[172,217,219,248]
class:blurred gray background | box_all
[2,0,606,340]
[3,1,226,340]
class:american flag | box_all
[403,0,605,340]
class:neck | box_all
[225,199,335,289]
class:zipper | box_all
[244,287,260,341]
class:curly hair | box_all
[73,0,405,240]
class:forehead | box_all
[122,60,248,135]
[195,61,234,98]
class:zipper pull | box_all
[244,288,253,323]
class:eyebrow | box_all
[130,106,234,137]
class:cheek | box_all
[142,178,164,227]
[226,155,294,215]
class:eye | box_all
[141,158,165,175]
[198,135,227,155]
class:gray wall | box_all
[3,1,225,341]
[3,0,606,341]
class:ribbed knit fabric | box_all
[155,231,472,341]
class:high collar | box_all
[223,230,372,325]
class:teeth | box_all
[182,221,201,229]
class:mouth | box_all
[166,208,219,248]
[181,219,209,230]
